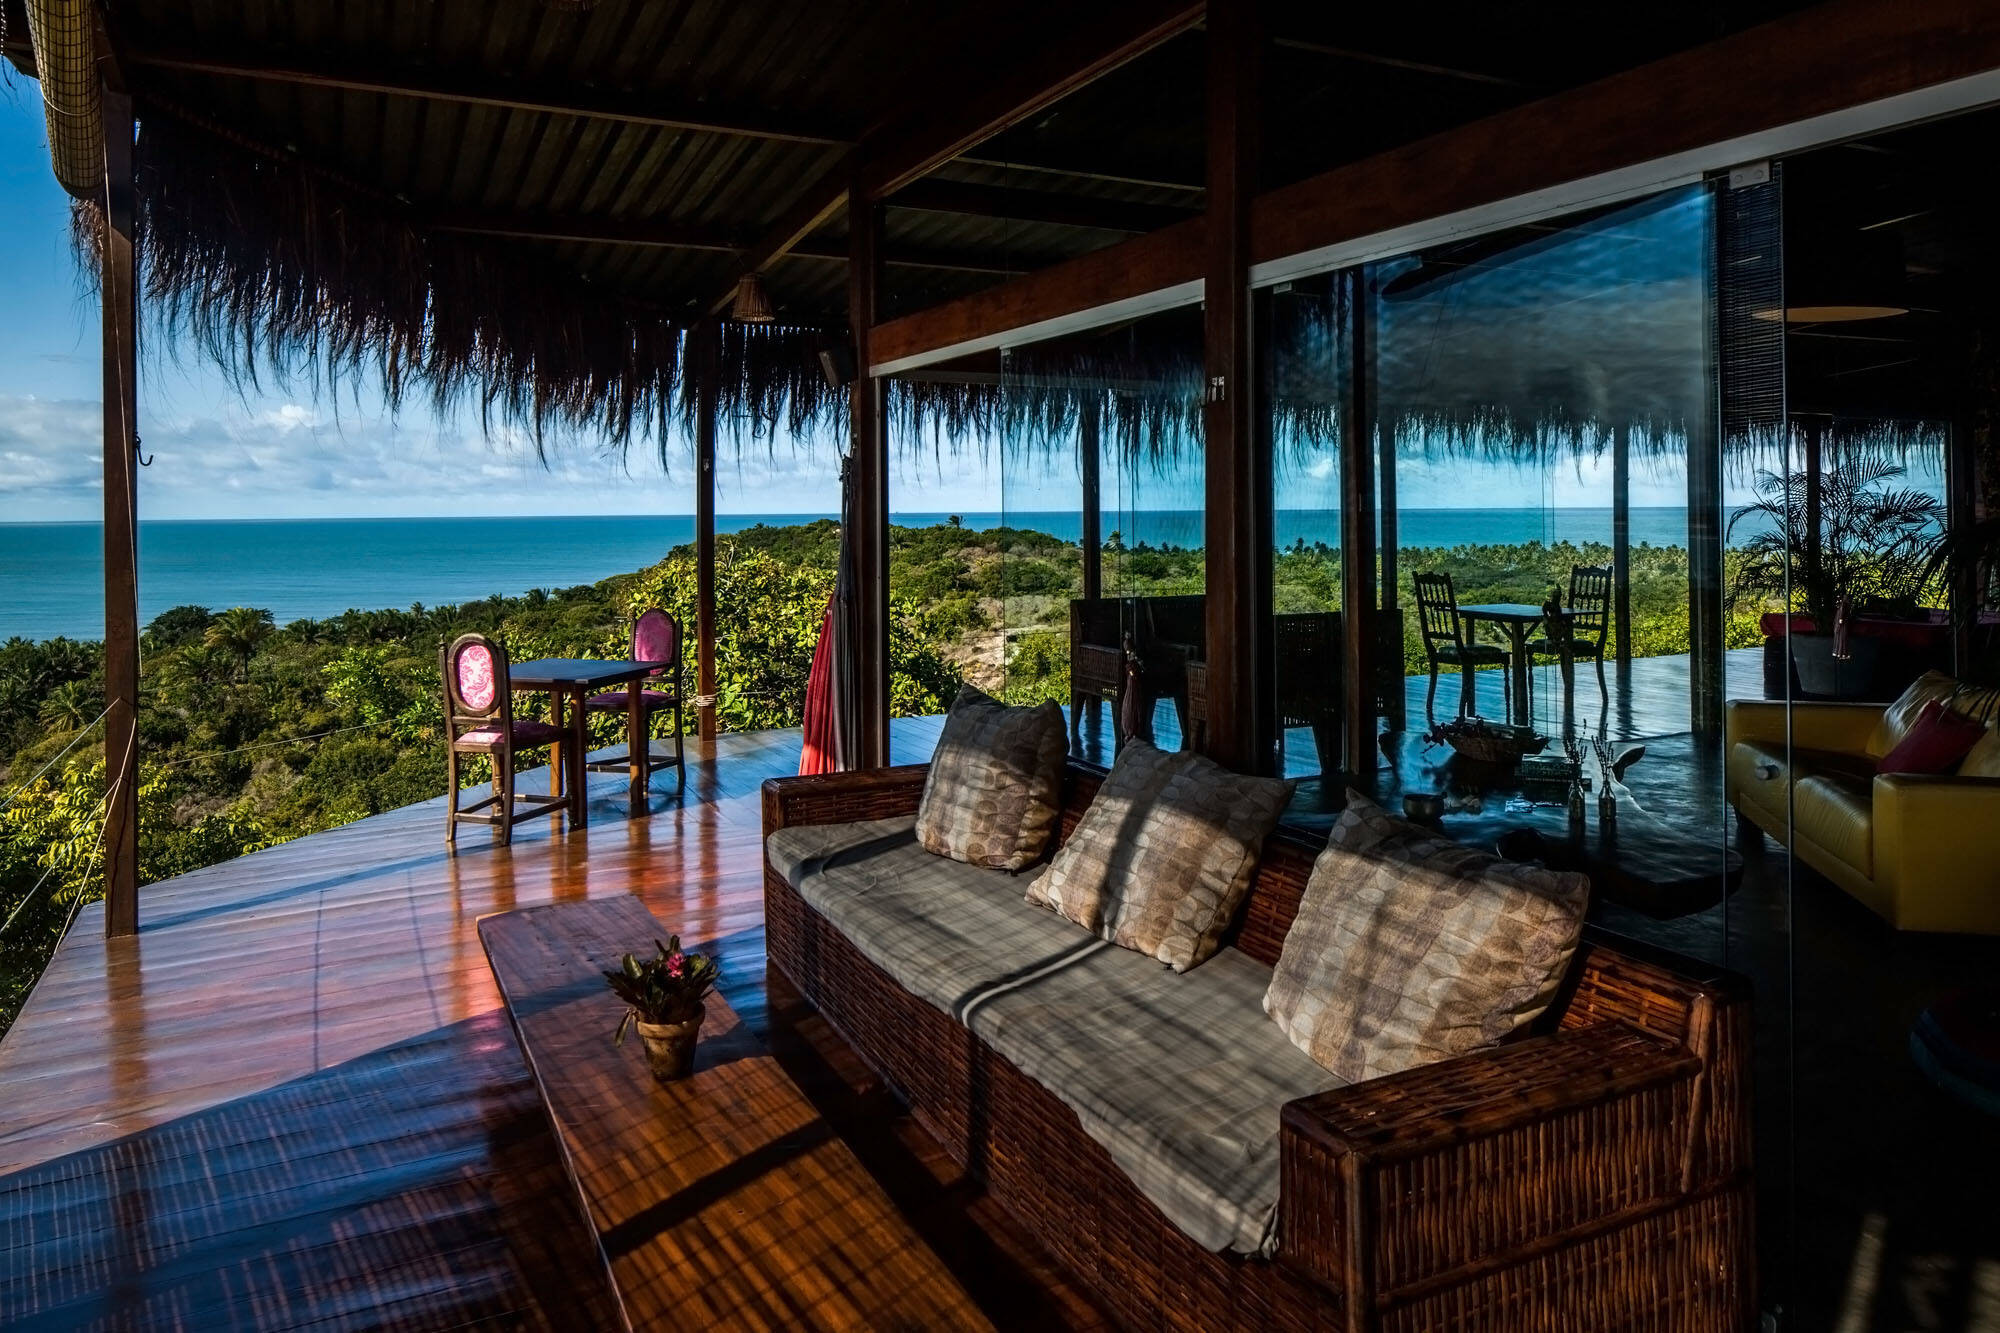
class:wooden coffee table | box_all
[480,897,992,1332]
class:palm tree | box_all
[38,678,99,733]
[205,606,277,680]
[1727,458,1944,625]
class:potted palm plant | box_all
[1729,457,1945,698]
[604,936,719,1083]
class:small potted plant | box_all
[604,936,718,1083]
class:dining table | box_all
[1455,603,1575,730]
[507,657,658,828]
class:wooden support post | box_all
[1376,416,1404,732]
[1201,0,1269,772]
[848,185,891,769]
[693,321,719,746]
[1687,364,1725,740]
[1340,269,1379,779]
[101,87,139,939]
[1612,422,1633,673]
[1079,401,1102,603]
[1802,417,1824,609]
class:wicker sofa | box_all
[762,761,1755,1333]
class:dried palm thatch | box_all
[76,104,847,462]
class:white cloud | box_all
[0,389,1003,521]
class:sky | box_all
[0,84,995,522]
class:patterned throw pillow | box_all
[1026,740,1294,972]
[1263,812,1590,1083]
[915,685,1067,871]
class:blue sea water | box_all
[1,507,1727,642]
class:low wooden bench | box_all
[479,897,992,1332]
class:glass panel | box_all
[1266,276,1349,799]
[1769,115,1996,1330]
[998,307,1205,763]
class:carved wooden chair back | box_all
[632,609,680,680]
[1413,572,1467,656]
[441,633,513,734]
[1566,565,1614,650]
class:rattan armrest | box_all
[1277,1023,1704,1310]
[761,764,931,833]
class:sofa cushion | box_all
[769,816,1338,1257]
[962,941,1342,1256]
[1729,740,1877,823]
[1878,698,1988,775]
[1026,740,1293,971]
[1792,773,1873,876]
[1960,724,2000,780]
[767,816,1090,1016]
[915,685,1067,871]
[1264,831,1589,1084]
[1867,671,2000,759]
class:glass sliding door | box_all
[997,305,1205,762]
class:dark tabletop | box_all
[508,658,654,689]
[1456,603,1549,622]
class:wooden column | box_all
[1612,422,1633,672]
[1340,269,1379,778]
[1079,401,1103,603]
[1376,417,1404,731]
[693,321,719,745]
[1686,393,1726,738]
[1201,0,1269,772]
[101,87,139,939]
[848,186,891,768]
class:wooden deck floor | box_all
[0,718,981,1332]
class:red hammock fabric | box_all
[799,594,839,775]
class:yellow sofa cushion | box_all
[1791,773,1874,878]
[1961,725,2000,780]
[1867,671,1959,759]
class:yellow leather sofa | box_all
[1726,672,2000,935]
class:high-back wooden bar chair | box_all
[440,633,569,845]
[583,608,686,792]
[1413,571,1511,723]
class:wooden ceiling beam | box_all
[708,0,1202,315]
[430,212,1033,275]
[122,47,857,146]
[856,0,1205,201]
[888,178,1199,233]
[872,0,2000,371]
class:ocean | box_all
[1,508,1730,642]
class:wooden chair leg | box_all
[673,697,685,792]
[496,748,514,847]
[1426,665,1440,724]
[444,746,459,844]
[1459,664,1476,718]
[1595,651,1609,704]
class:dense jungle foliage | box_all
[0,520,1750,1034]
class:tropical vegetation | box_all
[1,518,1750,1037]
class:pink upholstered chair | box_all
[583,608,685,791]
[440,633,568,845]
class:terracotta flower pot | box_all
[633,1009,704,1083]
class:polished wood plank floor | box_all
[0,717,992,1332]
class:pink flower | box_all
[666,953,685,978]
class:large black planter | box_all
[1789,631,1882,700]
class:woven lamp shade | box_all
[730,273,776,324]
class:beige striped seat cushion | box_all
[1027,740,1294,972]
[915,685,1067,872]
[1264,793,1590,1082]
